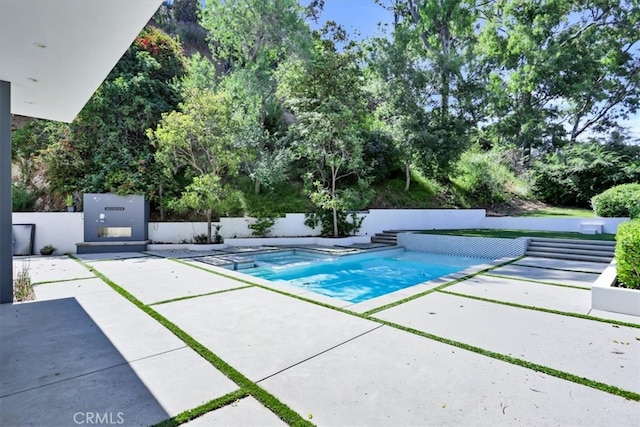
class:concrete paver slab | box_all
[489,264,599,288]
[0,298,129,396]
[12,255,94,283]
[376,292,640,393]
[34,277,112,300]
[261,326,640,426]
[589,309,640,325]
[184,397,286,426]
[0,361,170,427]
[447,275,591,314]
[514,257,608,274]
[154,287,381,381]
[127,347,238,416]
[89,257,245,304]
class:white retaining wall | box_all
[12,212,83,255]
[479,217,627,235]
[398,233,528,259]
[13,210,629,254]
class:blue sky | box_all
[306,0,640,140]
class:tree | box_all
[478,0,640,156]
[201,0,312,194]
[148,89,243,243]
[66,26,186,199]
[374,0,479,178]
[279,33,373,237]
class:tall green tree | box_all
[479,0,640,157]
[149,90,243,243]
[68,26,186,198]
[200,0,313,194]
[376,0,479,177]
[279,33,373,237]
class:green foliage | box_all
[533,141,640,207]
[591,184,640,218]
[615,220,640,289]
[451,146,527,207]
[192,233,208,244]
[213,225,224,244]
[248,215,277,237]
[279,33,373,236]
[39,245,56,256]
[150,89,244,242]
[12,184,36,212]
[478,1,640,151]
[304,210,365,237]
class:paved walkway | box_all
[1,250,639,426]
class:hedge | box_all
[591,183,640,218]
[615,219,640,289]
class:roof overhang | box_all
[0,0,163,123]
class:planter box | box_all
[591,260,640,316]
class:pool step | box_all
[371,230,400,245]
[525,237,615,264]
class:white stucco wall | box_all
[12,212,83,255]
[13,210,629,253]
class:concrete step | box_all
[371,233,397,245]
[527,241,615,251]
[528,237,616,247]
[527,245,614,258]
[524,250,612,264]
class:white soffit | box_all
[0,0,163,123]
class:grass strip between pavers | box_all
[173,255,640,401]
[70,256,313,427]
[148,285,254,306]
[32,276,97,286]
[483,272,589,291]
[152,389,249,427]
[438,290,640,329]
[372,318,640,402]
[69,253,640,416]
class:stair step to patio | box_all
[525,237,615,263]
[371,230,400,245]
[528,237,616,247]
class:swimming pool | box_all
[242,249,491,303]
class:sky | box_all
[306,0,640,140]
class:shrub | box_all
[12,184,36,212]
[532,141,640,207]
[591,183,640,218]
[13,261,34,302]
[451,146,525,206]
[248,215,277,237]
[304,210,365,237]
[615,220,640,289]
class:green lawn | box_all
[420,229,616,241]
[516,206,596,218]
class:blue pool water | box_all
[243,249,491,303]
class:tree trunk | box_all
[254,179,261,194]
[206,211,212,244]
[404,162,411,192]
[331,166,338,238]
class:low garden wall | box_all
[12,209,629,255]
[398,233,528,259]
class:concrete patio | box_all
[1,250,639,426]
